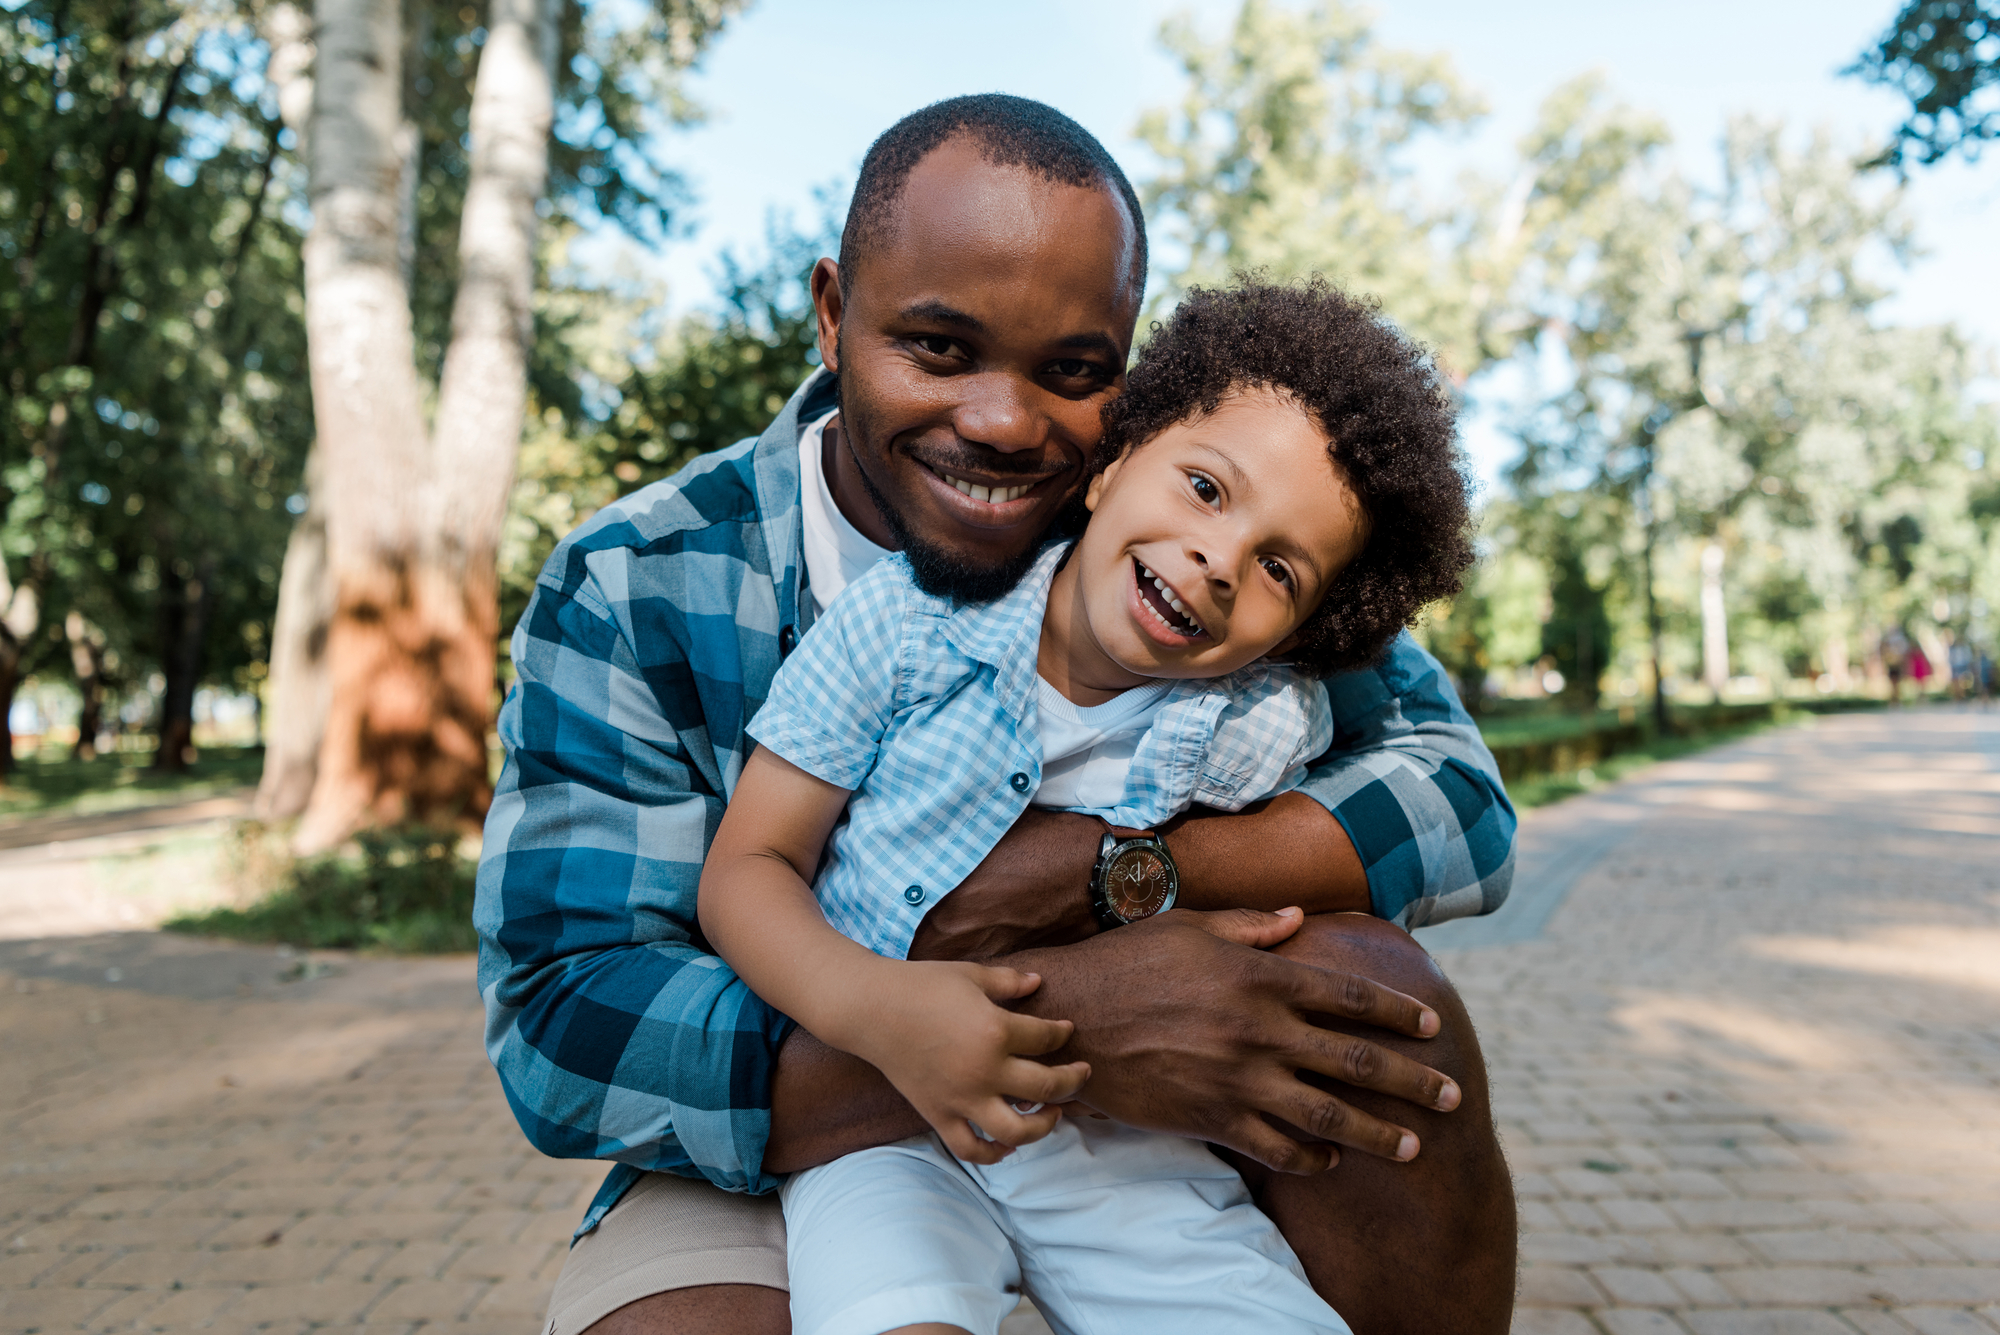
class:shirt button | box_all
[778,626,797,657]
[1010,772,1031,793]
[902,885,925,905]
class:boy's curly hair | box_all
[1095,276,1473,677]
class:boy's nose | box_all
[1188,547,1234,593]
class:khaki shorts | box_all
[543,1172,787,1335]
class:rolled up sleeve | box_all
[1294,632,1517,927]
[475,566,795,1198]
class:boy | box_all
[700,278,1472,1335]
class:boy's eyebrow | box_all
[1192,441,1328,590]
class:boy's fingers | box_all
[999,1011,1073,1056]
[1000,1057,1090,1106]
[973,965,1044,1002]
[940,1121,1008,1165]
[970,1098,1061,1149]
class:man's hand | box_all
[1006,907,1462,1174]
[836,961,1091,1165]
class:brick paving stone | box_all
[2,709,1994,1334]
[1896,1312,2000,1335]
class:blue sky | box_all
[591,0,2000,485]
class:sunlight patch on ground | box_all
[1746,925,2000,998]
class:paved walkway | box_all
[2,709,1995,1335]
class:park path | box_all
[2,708,1996,1335]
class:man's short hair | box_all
[839,94,1148,298]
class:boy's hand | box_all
[841,962,1090,1165]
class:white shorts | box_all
[779,1117,1350,1335]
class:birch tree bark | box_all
[292,0,558,851]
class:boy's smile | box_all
[1039,386,1372,706]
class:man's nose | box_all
[952,373,1045,454]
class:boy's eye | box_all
[1261,557,1294,589]
[1188,472,1220,504]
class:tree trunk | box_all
[154,555,217,772]
[254,452,335,818]
[0,561,42,779]
[1699,540,1728,699]
[66,612,108,761]
[293,0,557,852]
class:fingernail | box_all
[1279,907,1301,918]
[1419,1009,1440,1037]
[1396,1133,1419,1161]
[1436,1080,1461,1111]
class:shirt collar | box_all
[935,541,1072,709]
[751,367,841,636]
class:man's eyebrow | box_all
[896,300,987,334]
[1054,331,1123,359]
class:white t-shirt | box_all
[1033,677,1172,813]
[798,409,889,620]
[798,409,1164,814]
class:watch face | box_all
[1103,845,1175,922]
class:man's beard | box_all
[849,447,1047,605]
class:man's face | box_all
[812,137,1142,601]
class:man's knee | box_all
[1272,914,1468,1043]
[580,1285,789,1335]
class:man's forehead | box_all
[851,139,1141,332]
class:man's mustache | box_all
[901,440,1079,480]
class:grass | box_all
[165,823,479,954]
[1498,716,1788,809]
[0,746,263,821]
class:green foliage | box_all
[167,823,477,953]
[501,203,838,632]
[1136,0,1501,374]
[1847,0,1999,168]
[2,0,314,760]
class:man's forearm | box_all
[763,1027,926,1174]
[1164,790,1371,916]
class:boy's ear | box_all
[1084,450,1128,512]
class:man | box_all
[480,95,1518,1335]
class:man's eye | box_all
[1189,473,1220,504]
[912,336,957,358]
[1047,358,1098,379]
[1261,557,1294,588]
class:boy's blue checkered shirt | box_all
[476,370,1516,1235]
[749,541,1336,961]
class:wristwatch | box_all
[1088,830,1179,929]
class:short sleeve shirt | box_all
[746,542,1333,960]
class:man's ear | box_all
[1083,449,1128,512]
[809,257,843,372]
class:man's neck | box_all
[820,414,900,551]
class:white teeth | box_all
[943,473,1028,503]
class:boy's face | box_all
[811,137,1142,601]
[1072,386,1370,680]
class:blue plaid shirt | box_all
[750,540,1335,960]
[477,369,1516,1234]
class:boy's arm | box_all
[699,747,1088,1163]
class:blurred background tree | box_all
[4,0,1996,861]
[1848,0,1998,168]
